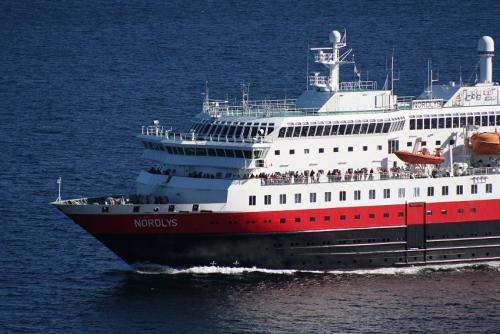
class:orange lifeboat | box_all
[394,148,444,165]
[470,132,500,155]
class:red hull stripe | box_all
[69,199,500,235]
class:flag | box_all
[354,64,361,79]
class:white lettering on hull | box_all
[134,218,178,228]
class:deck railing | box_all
[260,167,500,186]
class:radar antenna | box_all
[56,177,62,203]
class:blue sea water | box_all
[1,0,500,332]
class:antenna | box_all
[306,40,309,90]
[56,177,62,202]
[459,64,463,86]
[241,83,249,112]
[425,60,439,99]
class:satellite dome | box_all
[478,36,494,53]
[329,30,342,44]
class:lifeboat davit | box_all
[470,132,500,155]
[394,149,444,165]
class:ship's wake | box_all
[132,261,500,276]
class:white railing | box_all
[141,126,273,144]
[314,52,335,63]
[339,80,377,91]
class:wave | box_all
[132,261,500,276]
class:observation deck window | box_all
[360,123,368,134]
[323,125,331,136]
[382,123,391,133]
[353,123,361,134]
[220,125,229,137]
[225,149,235,158]
[216,148,225,157]
[375,123,383,133]
[278,127,286,138]
[234,150,244,158]
[300,126,309,137]
[367,123,376,133]
[338,124,346,135]
[331,124,339,135]
[316,125,324,136]
[416,118,423,130]
[308,126,317,136]
[285,127,293,137]
[345,124,353,135]
[293,126,301,137]
[474,115,481,125]
[234,126,243,137]
[243,126,251,138]
[185,147,195,156]
[250,126,259,137]
[207,148,216,156]
[195,148,207,156]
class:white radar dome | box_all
[329,30,342,44]
[478,36,494,52]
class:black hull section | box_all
[94,220,500,270]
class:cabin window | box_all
[249,195,256,206]
[354,214,361,220]
[413,187,420,197]
[274,150,280,155]
[295,217,301,223]
[264,195,272,205]
[304,149,309,154]
[280,218,286,223]
[324,216,331,221]
[325,192,332,202]
[383,213,390,218]
[369,213,375,219]
[363,146,368,151]
[486,184,493,193]
[398,188,405,198]
[310,193,317,203]
[383,188,390,199]
[340,215,346,221]
[377,145,383,151]
[289,149,295,155]
[442,186,449,196]
[333,147,339,153]
[348,147,353,152]
[295,193,301,204]
[427,187,434,197]
[319,148,324,153]
[435,140,441,146]
[471,184,478,194]
[279,194,286,204]
[456,185,463,195]
[354,190,361,200]
[369,189,376,199]
[339,191,346,201]
[309,217,316,222]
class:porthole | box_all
[154,207,159,212]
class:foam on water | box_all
[133,261,500,276]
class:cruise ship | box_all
[53,31,500,270]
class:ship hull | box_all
[64,208,500,270]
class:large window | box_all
[279,194,286,205]
[264,195,271,205]
[325,192,332,202]
[249,196,256,206]
[294,193,301,204]
[339,191,346,201]
[310,193,317,203]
